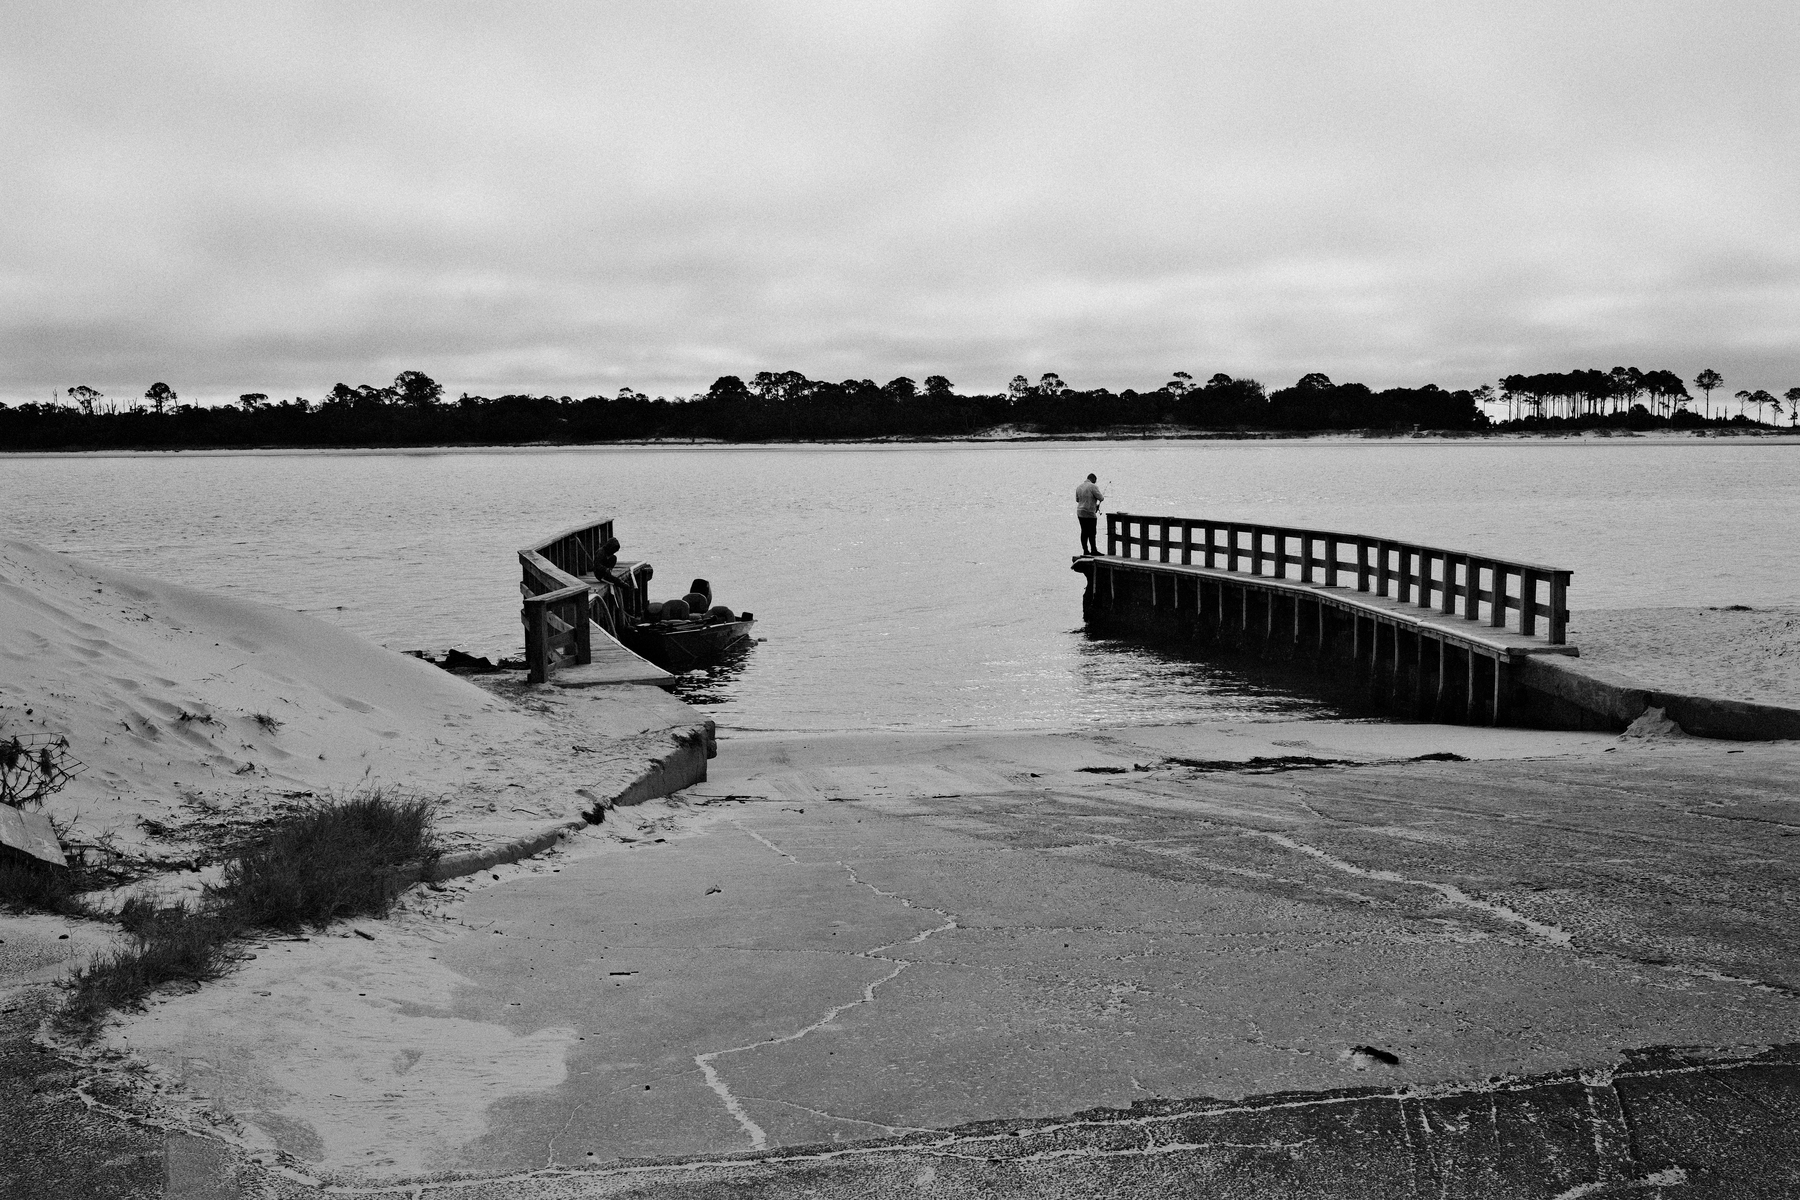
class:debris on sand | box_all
[1341,1045,1402,1069]
[1621,706,1691,740]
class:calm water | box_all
[3,439,1795,733]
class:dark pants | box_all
[1078,514,1099,555]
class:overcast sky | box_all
[3,1,1796,406]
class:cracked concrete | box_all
[691,826,961,1151]
[52,718,1800,1195]
[1242,828,1576,947]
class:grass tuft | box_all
[59,790,437,1038]
[211,793,436,932]
[62,904,233,1032]
[0,856,88,916]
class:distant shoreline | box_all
[4,426,1799,457]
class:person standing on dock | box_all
[1075,473,1104,556]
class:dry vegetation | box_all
[12,791,441,1038]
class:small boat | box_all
[620,614,755,672]
[519,519,755,681]
[616,577,756,673]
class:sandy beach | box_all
[0,537,709,889]
[0,538,717,1194]
[1570,605,1800,709]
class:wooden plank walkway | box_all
[546,625,676,690]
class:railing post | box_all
[1464,559,1483,621]
[1375,541,1390,597]
[522,598,547,684]
[1181,521,1194,566]
[574,590,592,664]
[1300,533,1314,584]
[1396,546,1412,604]
[1251,527,1265,576]
[1159,520,1171,563]
[1490,565,1509,629]
[1203,522,1217,569]
[1441,554,1459,616]
[1356,539,1371,592]
[1549,571,1570,644]
[1107,514,1119,556]
[1520,569,1540,637]
[1418,550,1435,610]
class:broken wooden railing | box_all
[519,517,667,686]
[1105,514,1569,643]
[519,521,603,684]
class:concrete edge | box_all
[1517,657,1800,741]
[405,723,712,884]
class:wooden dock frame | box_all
[1076,515,1577,726]
[519,518,673,688]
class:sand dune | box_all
[0,537,704,868]
[1570,605,1800,710]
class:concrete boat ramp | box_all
[53,718,1800,1198]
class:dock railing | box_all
[518,519,614,684]
[1104,513,1570,644]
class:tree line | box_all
[1491,366,1796,424]
[3,366,1794,451]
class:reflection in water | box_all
[1069,633,1342,725]
[669,638,761,708]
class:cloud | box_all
[2,0,1796,405]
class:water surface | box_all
[3,438,1793,732]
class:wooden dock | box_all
[518,518,674,688]
[1076,514,1577,725]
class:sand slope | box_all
[1570,605,1800,710]
[0,537,704,866]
